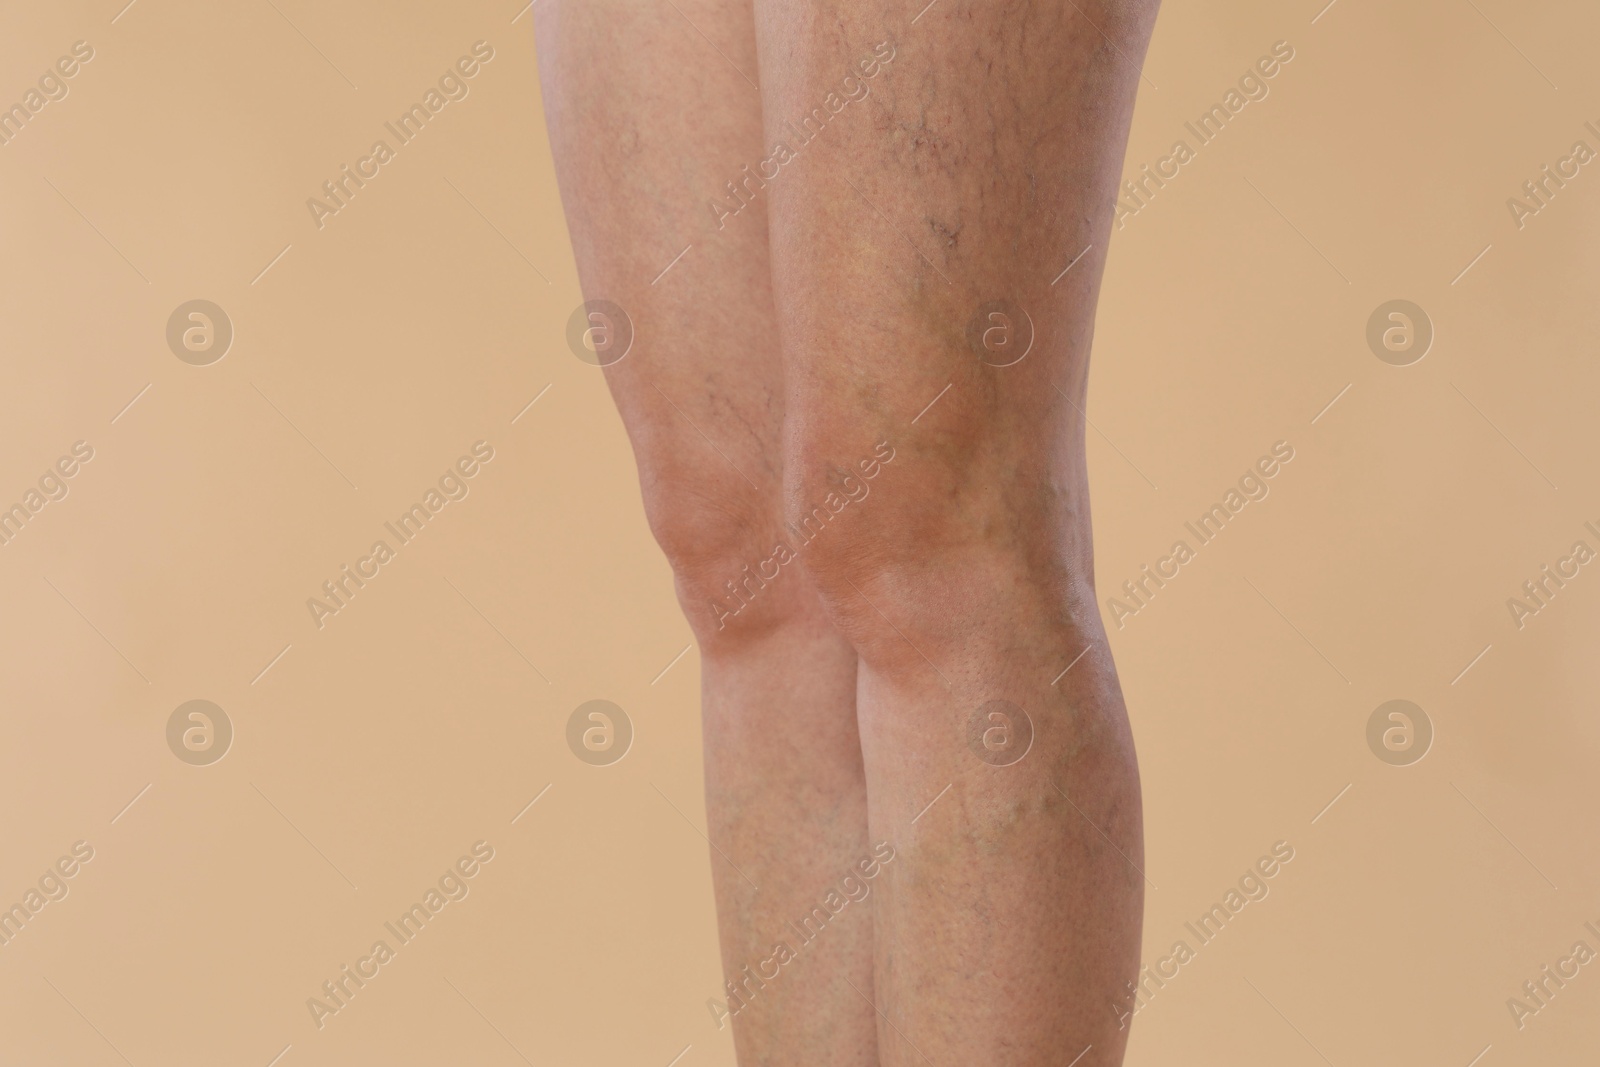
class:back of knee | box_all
[635,460,804,644]
[781,480,956,662]
[786,444,1087,668]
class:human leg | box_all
[752,2,1160,1062]
[535,4,879,1062]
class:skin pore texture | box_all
[537,1,1159,1064]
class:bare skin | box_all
[753,2,1158,1062]
[537,4,878,1064]
[538,1,1159,1064]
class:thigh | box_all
[751,0,1160,609]
[536,0,795,633]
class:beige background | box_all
[2,0,1597,1064]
